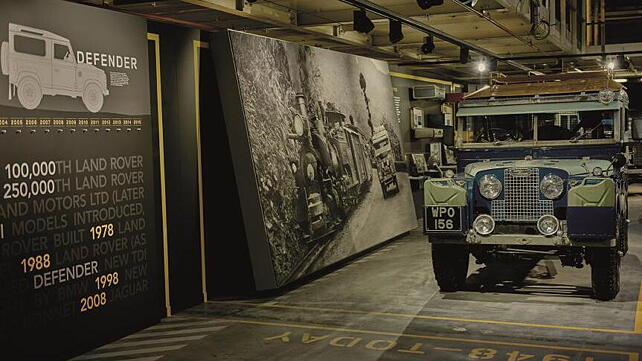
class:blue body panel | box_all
[456,144,621,173]
[567,207,616,240]
[472,168,569,220]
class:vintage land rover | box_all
[424,72,629,300]
[372,125,399,198]
[0,23,108,112]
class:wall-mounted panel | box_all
[0,1,161,359]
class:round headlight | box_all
[592,167,603,176]
[537,215,559,236]
[540,174,564,199]
[479,174,502,200]
[473,214,495,235]
[292,114,304,136]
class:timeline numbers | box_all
[90,223,114,240]
[3,179,56,200]
[20,254,51,273]
[95,272,119,290]
[80,292,107,312]
[4,161,57,180]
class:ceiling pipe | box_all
[337,0,495,58]
[445,0,538,50]
[398,49,642,66]
[73,1,222,31]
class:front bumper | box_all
[461,232,616,247]
[424,204,617,247]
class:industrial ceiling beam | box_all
[336,0,539,74]
[337,0,497,59]
[445,0,537,50]
[177,0,418,59]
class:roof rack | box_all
[490,71,611,85]
[466,71,622,100]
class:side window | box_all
[54,43,73,62]
[13,35,46,56]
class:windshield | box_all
[458,110,616,145]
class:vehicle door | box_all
[52,42,76,91]
[11,33,51,87]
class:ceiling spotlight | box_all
[416,0,444,10]
[353,9,374,34]
[460,47,469,64]
[606,61,615,71]
[389,20,403,44]
[477,61,487,73]
[420,35,435,54]
[458,0,479,6]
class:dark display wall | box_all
[147,22,204,313]
[212,31,417,290]
[199,43,255,298]
[0,1,161,360]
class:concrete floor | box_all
[75,193,642,361]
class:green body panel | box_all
[424,179,466,206]
[567,178,616,207]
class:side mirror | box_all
[612,153,627,169]
[442,125,455,147]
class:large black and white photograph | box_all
[229,31,417,286]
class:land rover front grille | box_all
[491,168,553,222]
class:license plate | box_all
[424,206,462,232]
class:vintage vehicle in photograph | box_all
[423,72,629,300]
[372,124,399,198]
[1,23,109,112]
[289,93,372,242]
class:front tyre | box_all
[431,242,469,292]
[589,248,621,301]
[82,83,104,113]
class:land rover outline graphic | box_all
[0,23,109,112]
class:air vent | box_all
[412,85,445,100]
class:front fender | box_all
[424,178,466,206]
[423,178,468,237]
[567,178,616,240]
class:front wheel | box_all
[431,242,469,292]
[589,248,621,301]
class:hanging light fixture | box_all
[420,35,435,54]
[416,0,444,10]
[353,9,375,34]
[389,20,403,44]
[460,47,470,64]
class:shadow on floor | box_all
[462,260,593,298]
